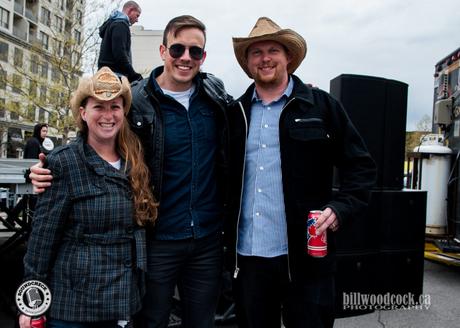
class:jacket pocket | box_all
[288,126,330,142]
[64,243,89,292]
[130,107,155,141]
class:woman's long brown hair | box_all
[117,119,158,226]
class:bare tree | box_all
[416,114,432,132]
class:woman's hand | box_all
[18,314,32,328]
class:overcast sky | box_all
[132,0,458,131]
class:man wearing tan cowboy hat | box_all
[225,17,376,327]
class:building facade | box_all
[130,25,162,77]
[0,0,84,158]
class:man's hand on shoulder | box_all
[29,153,52,193]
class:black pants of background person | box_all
[139,233,222,328]
[234,255,335,328]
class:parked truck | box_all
[409,46,460,266]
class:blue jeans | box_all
[47,318,127,328]
[140,232,223,328]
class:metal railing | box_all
[12,28,27,41]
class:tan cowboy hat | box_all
[232,17,307,78]
[70,66,132,120]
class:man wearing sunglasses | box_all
[29,15,231,328]
[127,15,231,328]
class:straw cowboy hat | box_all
[70,66,132,119]
[232,17,307,78]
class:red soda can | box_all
[31,316,46,328]
[307,210,327,257]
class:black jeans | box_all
[140,233,222,328]
[235,255,335,328]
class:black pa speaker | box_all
[330,74,408,190]
[335,190,426,317]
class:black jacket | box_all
[225,75,376,280]
[128,68,232,219]
[24,123,45,159]
[23,137,41,159]
[98,16,142,82]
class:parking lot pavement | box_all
[335,260,460,328]
[2,242,459,328]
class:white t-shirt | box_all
[108,158,121,170]
[162,85,195,110]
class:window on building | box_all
[74,30,81,44]
[14,48,23,67]
[40,7,51,27]
[12,74,22,93]
[76,10,82,25]
[26,104,36,121]
[0,69,6,89]
[39,31,49,50]
[29,79,37,97]
[63,46,71,65]
[10,102,20,120]
[30,54,39,74]
[54,38,62,56]
[51,66,61,82]
[40,86,47,104]
[0,98,5,118]
[66,0,74,11]
[0,41,8,62]
[0,7,9,29]
[64,19,71,33]
[54,15,63,32]
[38,107,45,122]
[40,61,48,79]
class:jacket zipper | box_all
[280,97,295,282]
[233,101,248,279]
[234,97,295,281]
[294,118,322,123]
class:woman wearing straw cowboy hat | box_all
[19,67,157,328]
[225,17,376,328]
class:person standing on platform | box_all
[98,1,143,82]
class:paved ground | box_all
[334,260,460,328]
[1,222,459,328]
[219,260,460,328]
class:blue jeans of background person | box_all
[140,232,223,328]
[47,318,127,327]
[234,255,335,328]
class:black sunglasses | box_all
[167,43,205,60]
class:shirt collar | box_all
[251,76,294,104]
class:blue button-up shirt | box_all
[150,70,221,240]
[238,78,294,257]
